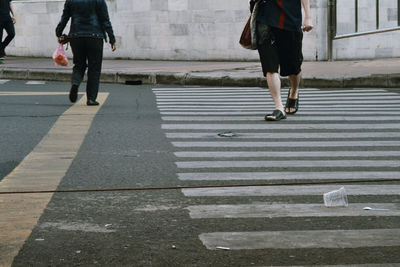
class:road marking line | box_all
[199,229,400,250]
[182,184,400,197]
[187,203,400,218]
[152,88,388,93]
[176,160,400,169]
[171,141,400,148]
[160,111,400,115]
[156,96,400,101]
[156,100,400,105]
[158,104,400,108]
[158,107,400,111]
[155,93,399,98]
[162,116,400,121]
[152,87,320,91]
[167,132,400,139]
[162,123,400,130]
[178,171,400,181]
[174,151,400,158]
[25,81,46,85]
[0,93,108,266]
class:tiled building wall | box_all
[6,0,400,60]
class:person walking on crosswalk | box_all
[252,0,313,121]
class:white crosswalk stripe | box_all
[187,203,400,218]
[0,80,46,85]
[25,81,46,85]
[0,79,10,84]
[159,107,400,111]
[199,229,400,250]
[162,123,400,130]
[178,172,400,181]
[176,160,400,168]
[162,115,400,121]
[168,132,400,139]
[161,111,400,115]
[182,184,400,196]
[153,87,400,265]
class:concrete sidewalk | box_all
[1,56,400,88]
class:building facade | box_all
[7,0,400,61]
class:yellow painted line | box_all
[0,92,84,96]
[0,93,108,266]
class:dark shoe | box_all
[285,88,299,115]
[69,84,78,103]
[265,109,287,121]
[86,99,99,106]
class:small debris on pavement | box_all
[171,245,177,249]
[363,206,389,211]
[218,132,236,138]
[35,238,45,241]
[105,224,112,227]
[216,246,230,250]
[76,250,81,254]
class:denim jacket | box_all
[56,0,115,44]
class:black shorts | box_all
[257,24,303,77]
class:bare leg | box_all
[286,72,302,113]
[266,72,285,120]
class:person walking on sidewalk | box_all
[0,0,16,59]
[56,0,116,106]
[253,0,313,121]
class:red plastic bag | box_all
[52,44,69,66]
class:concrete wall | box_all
[5,0,399,61]
[334,0,400,60]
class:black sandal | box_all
[285,88,299,115]
[265,109,287,121]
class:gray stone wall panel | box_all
[7,0,400,61]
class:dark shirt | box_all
[0,0,12,22]
[56,0,115,44]
[257,0,302,32]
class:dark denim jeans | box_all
[0,20,15,52]
[70,37,104,101]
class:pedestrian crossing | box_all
[153,87,400,264]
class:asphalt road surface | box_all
[1,79,399,266]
